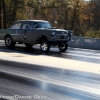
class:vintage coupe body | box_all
[0,20,73,52]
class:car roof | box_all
[17,20,48,23]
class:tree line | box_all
[0,0,100,38]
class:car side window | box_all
[32,22,52,29]
[22,23,31,29]
[11,23,21,29]
[32,22,42,28]
[32,22,38,29]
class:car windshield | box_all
[33,22,52,29]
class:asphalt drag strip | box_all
[0,60,100,100]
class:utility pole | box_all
[0,0,6,29]
[2,0,7,28]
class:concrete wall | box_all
[68,36,100,50]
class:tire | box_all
[40,41,50,52]
[25,43,33,48]
[58,42,68,52]
[5,35,15,48]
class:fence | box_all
[68,36,100,50]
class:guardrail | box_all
[68,36,100,50]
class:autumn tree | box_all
[0,0,6,28]
[0,0,2,28]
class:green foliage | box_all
[0,0,100,38]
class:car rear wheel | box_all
[5,35,15,48]
[58,42,68,52]
[25,43,33,48]
[40,41,50,52]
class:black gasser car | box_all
[0,20,73,52]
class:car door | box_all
[10,22,22,42]
[28,22,43,43]
[16,21,33,43]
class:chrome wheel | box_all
[40,41,50,52]
[6,37,11,46]
[5,35,15,48]
[41,43,48,51]
[58,42,68,52]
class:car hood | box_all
[47,28,68,33]
[48,28,73,34]
[37,28,73,36]
[49,28,73,37]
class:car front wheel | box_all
[58,42,68,52]
[5,35,15,48]
[40,41,50,52]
